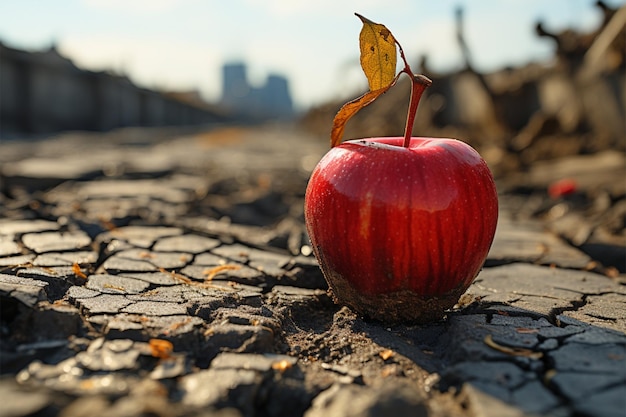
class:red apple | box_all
[304,137,498,323]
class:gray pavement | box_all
[0,126,624,417]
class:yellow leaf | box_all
[330,75,399,147]
[356,13,397,91]
[149,338,173,359]
[72,262,87,280]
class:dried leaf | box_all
[356,13,397,91]
[516,327,539,334]
[149,338,173,359]
[202,264,241,281]
[330,78,398,147]
[328,14,405,147]
[379,349,394,360]
[159,267,193,285]
[483,334,543,359]
[72,262,87,279]
[271,359,293,373]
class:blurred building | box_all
[0,42,227,138]
[221,62,294,120]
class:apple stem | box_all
[395,42,431,148]
[402,74,432,148]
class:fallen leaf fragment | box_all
[149,338,173,359]
[203,264,241,281]
[72,262,87,279]
[379,349,394,360]
[483,334,543,359]
[516,327,539,334]
[271,359,293,373]
[159,267,193,285]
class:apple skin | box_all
[304,137,498,323]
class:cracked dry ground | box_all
[1,126,625,417]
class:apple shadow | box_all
[351,301,626,417]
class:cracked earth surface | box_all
[0,126,624,417]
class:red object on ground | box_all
[304,137,499,323]
[548,178,578,199]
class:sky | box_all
[0,0,623,111]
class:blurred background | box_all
[1,0,624,150]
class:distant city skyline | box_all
[221,62,293,119]
[0,0,623,110]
